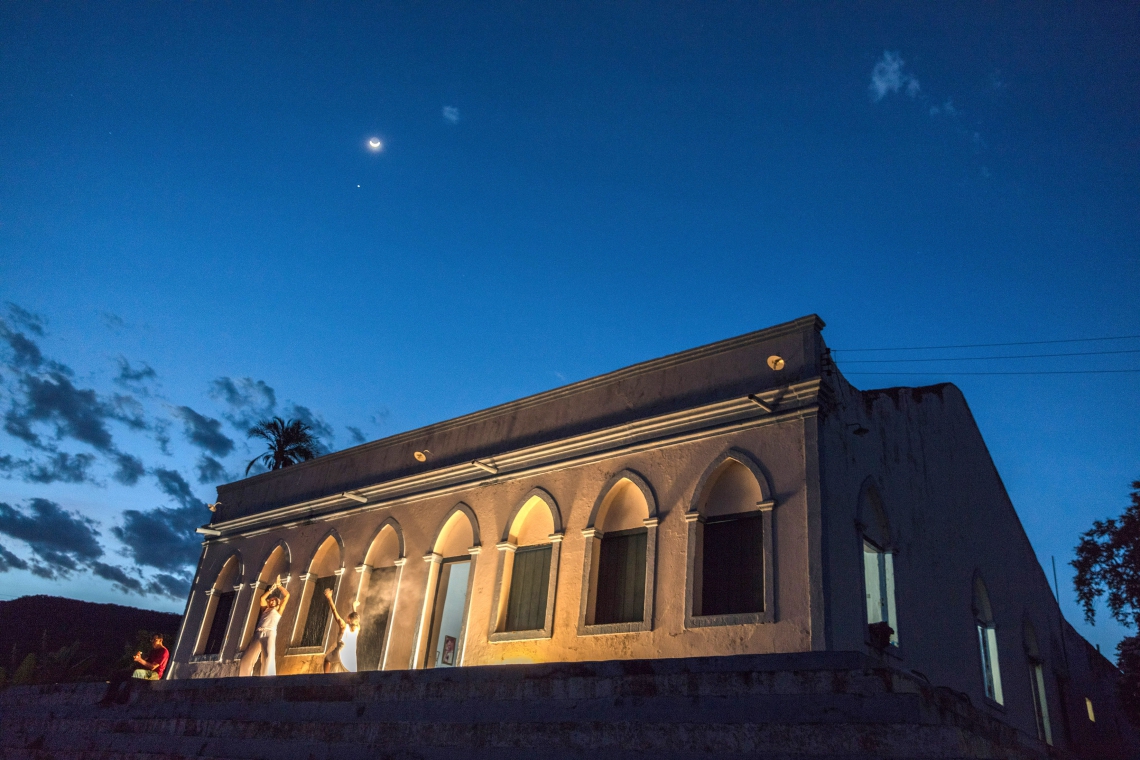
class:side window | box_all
[862,539,898,645]
[299,575,337,646]
[1024,620,1053,745]
[202,590,235,656]
[503,544,552,632]
[974,575,1004,704]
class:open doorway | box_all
[425,558,471,668]
[357,522,403,671]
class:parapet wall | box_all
[0,651,1077,760]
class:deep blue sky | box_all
[0,2,1136,653]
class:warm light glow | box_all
[367,137,383,152]
[1086,697,1096,722]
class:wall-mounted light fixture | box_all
[342,491,368,504]
[414,450,428,462]
[767,355,785,371]
[195,526,221,537]
[472,459,498,474]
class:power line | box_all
[844,369,1140,376]
[832,334,1140,353]
[839,348,1140,364]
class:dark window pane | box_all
[594,529,647,625]
[701,513,764,616]
[358,566,398,671]
[504,544,551,632]
[203,591,235,655]
[299,575,337,647]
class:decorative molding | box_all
[393,557,408,567]
[209,381,822,538]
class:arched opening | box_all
[688,454,774,623]
[195,554,241,657]
[581,474,656,631]
[974,574,1004,704]
[1024,618,1053,745]
[357,521,403,671]
[491,491,561,639]
[858,482,898,647]
[420,505,479,668]
[291,534,344,650]
[239,543,290,651]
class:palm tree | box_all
[246,417,319,475]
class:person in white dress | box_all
[238,578,290,677]
[322,588,361,673]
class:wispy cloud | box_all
[442,106,460,123]
[172,405,235,457]
[209,376,277,431]
[869,51,920,102]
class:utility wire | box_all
[844,369,1140,376]
[839,348,1140,364]
[832,334,1140,352]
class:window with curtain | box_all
[504,544,551,632]
[862,539,898,645]
[202,590,235,656]
[299,575,337,647]
[701,513,764,616]
[594,528,647,625]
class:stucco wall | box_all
[173,415,818,678]
[818,373,1134,754]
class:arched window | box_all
[418,504,480,669]
[357,520,404,671]
[580,472,658,634]
[195,554,241,657]
[974,574,1004,704]
[686,452,775,626]
[239,542,290,652]
[858,483,898,647]
[1024,618,1053,745]
[291,534,344,650]
[490,490,562,641]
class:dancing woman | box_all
[238,578,290,677]
[322,588,361,673]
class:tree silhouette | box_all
[1072,479,1140,725]
[246,417,319,475]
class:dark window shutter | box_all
[203,591,235,655]
[504,544,552,632]
[299,575,338,647]
[701,513,764,616]
[594,529,647,625]
[357,566,398,671]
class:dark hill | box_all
[0,595,181,684]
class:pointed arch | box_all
[586,470,657,530]
[363,517,405,566]
[686,448,773,517]
[490,489,563,641]
[432,502,481,557]
[193,551,243,658]
[1023,614,1054,745]
[580,470,658,635]
[239,541,292,651]
[974,572,1004,705]
[500,487,563,544]
[288,530,347,651]
[685,447,776,628]
[856,477,891,549]
[255,540,292,582]
[413,502,481,669]
[356,518,406,672]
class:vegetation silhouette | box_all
[246,417,319,475]
[1073,479,1140,725]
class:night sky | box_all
[0,2,1136,653]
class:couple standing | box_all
[238,578,360,676]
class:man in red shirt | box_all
[99,633,169,705]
